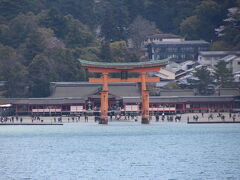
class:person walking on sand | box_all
[162,115,165,122]
[156,114,159,122]
[85,114,88,122]
[208,114,213,120]
[221,115,225,121]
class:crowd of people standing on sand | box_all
[188,112,240,122]
[0,113,90,124]
[153,113,182,122]
[31,116,44,123]
[54,112,89,123]
[0,115,44,123]
[108,112,182,122]
[65,114,88,123]
[1,112,239,124]
[0,116,23,123]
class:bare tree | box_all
[129,16,158,50]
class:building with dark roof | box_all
[198,51,240,59]
[147,40,210,62]
[50,82,140,99]
[0,82,239,115]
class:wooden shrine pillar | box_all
[99,72,109,124]
[141,72,150,124]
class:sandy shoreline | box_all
[0,112,239,125]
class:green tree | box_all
[0,24,10,46]
[211,40,232,50]
[28,55,53,97]
[100,42,112,62]
[163,82,181,90]
[40,8,66,38]
[4,62,28,97]
[0,45,28,97]
[180,16,201,40]
[123,0,146,20]
[28,48,88,97]
[41,13,96,48]
[215,7,240,50]
[214,61,235,88]
[3,13,38,48]
[76,47,102,62]
[188,66,214,95]
[63,15,96,48]
[145,0,201,33]
[0,45,17,80]
[101,7,129,42]
[110,41,139,62]
[0,0,41,19]
[44,48,86,81]
[181,0,222,41]
[23,28,53,64]
[43,0,96,28]
[99,41,140,63]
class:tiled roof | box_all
[153,40,209,45]
[122,96,236,103]
[199,51,240,56]
[146,34,181,39]
[1,98,85,105]
[79,59,168,69]
[2,95,237,105]
[159,89,195,96]
[149,96,236,103]
[50,82,141,98]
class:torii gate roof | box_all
[79,59,168,70]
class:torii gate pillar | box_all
[99,73,109,124]
[141,72,150,124]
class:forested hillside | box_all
[0,0,239,97]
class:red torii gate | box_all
[79,59,167,124]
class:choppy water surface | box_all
[0,122,240,180]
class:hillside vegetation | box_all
[0,0,239,97]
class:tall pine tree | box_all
[214,61,235,88]
[188,66,214,95]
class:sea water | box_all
[0,122,240,180]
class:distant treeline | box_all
[0,0,239,97]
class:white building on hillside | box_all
[143,34,184,45]
[198,51,240,82]
[198,51,240,67]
